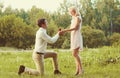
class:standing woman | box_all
[62,6,83,75]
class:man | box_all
[18,18,62,76]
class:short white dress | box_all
[70,16,83,51]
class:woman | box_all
[62,6,83,75]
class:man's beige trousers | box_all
[24,52,58,75]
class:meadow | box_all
[0,46,120,78]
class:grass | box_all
[0,46,120,78]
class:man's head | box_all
[37,18,48,29]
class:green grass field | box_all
[0,46,120,78]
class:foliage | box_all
[47,19,60,48]
[62,38,70,49]
[79,0,120,35]
[0,14,35,49]
[82,26,106,48]
[47,19,58,36]
[52,13,71,28]
[109,33,120,46]
[0,0,120,49]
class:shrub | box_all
[109,33,120,46]
[62,38,70,49]
[0,14,35,49]
[82,26,106,48]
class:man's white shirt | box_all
[34,28,59,53]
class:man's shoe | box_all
[18,65,25,75]
[54,70,61,74]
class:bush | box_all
[62,38,70,49]
[82,26,106,48]
[0,14,35,49]
[109,33,120,46]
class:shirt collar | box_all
[39,27,46,32]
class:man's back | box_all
[34,28,47,53]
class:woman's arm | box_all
[63,17,81,32]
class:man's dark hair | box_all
[37,18,46,27]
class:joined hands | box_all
[58,28,66,36]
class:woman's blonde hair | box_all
[68,6,80,16]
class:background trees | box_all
[81,0,120,34]
[0,0,120,49]
[0,14,35,49]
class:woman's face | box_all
[69,9,76,16]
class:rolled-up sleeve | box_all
[41,31,59,43]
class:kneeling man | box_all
[18,18,62,76]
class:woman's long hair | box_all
[68,6,81,17]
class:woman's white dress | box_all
[70,16,83,51]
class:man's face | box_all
[43,20,48,29]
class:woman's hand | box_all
[58,28,68,36]
[61,29,68,33]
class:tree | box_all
[0,14,35,49]
[16,9,30,25]
[47,19,60,48]
[79,0,120,35]
[52,13,71,28]
[3,6,13,15]
[28,6,51,27]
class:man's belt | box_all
[36,52,44,55]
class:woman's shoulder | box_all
[76,15,82,19]
[74,16,81,21]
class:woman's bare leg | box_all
[72,47,82,75]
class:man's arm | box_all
[41,31,60,44]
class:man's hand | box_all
[58,31,64,36]
[58,28,64,36]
